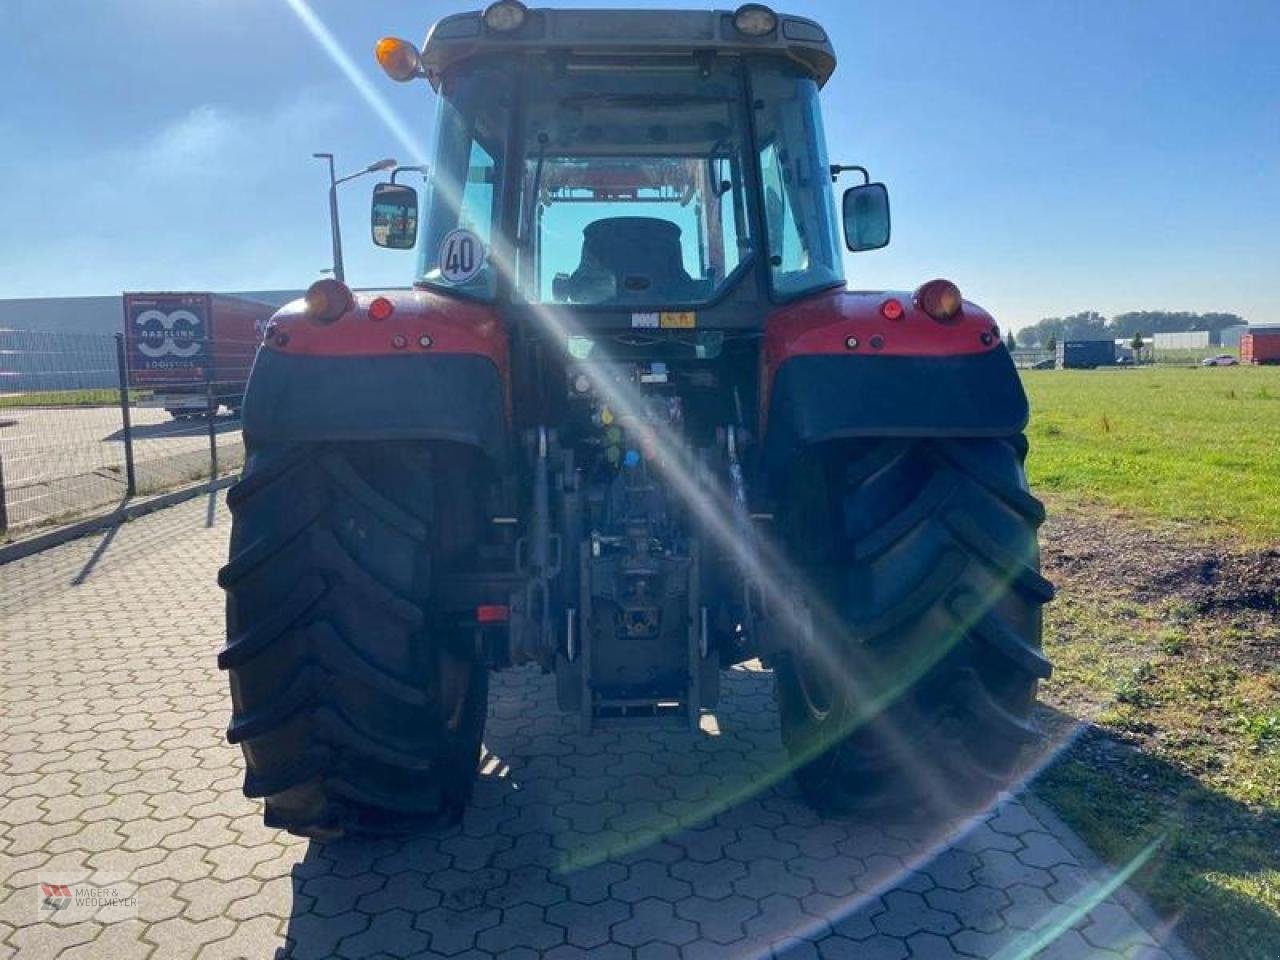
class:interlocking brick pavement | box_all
[1,495,1193,959]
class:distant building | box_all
[0,291,301,335]
[0,291,301,394]
[1220,324,1249,350]
[1152,330,1214,351]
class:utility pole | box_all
[313,154,398,283]
[313,153,344,283]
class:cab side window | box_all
[752,64,845,298]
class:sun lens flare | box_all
[283,0,427,163]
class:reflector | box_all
[476,604,510,623]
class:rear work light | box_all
[913,279,964,323]
[733,3,778,36]
[375,37,422,82]
[304,279,353,324]
[483,0,527,32]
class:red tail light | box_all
[881,298,905,321]
[368,296,395,322]
[913,279,963,323]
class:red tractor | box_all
[219,2,1052,838]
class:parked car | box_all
[1201,354,1239,367]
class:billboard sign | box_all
[123,292,211,385]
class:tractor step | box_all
[590,698,699,728]
[578,635,704,734]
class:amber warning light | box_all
[913,279,964,323]
[304,279,354,324]
[376,37,422,82]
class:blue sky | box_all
[0,0,1276,330]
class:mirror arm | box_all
[391,164,430,184]
[830,164,870,185]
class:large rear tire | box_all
[774,435,1053,815]
[218,441,490,838]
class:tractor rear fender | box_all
[242,290,510,460]
[760,288,1028,475]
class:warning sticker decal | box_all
[659,312,697,329]
[631,312,696,329]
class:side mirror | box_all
[842,182,890,252]
[371,182,419,249]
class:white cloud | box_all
[121,93,343,187]
[0,92,361,296]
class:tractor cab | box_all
[373,3,889,333]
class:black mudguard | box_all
[762,349,1028,477]
[240,349,509,461]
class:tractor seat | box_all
[560,217,697,304]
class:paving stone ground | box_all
[1,495,1191,959]
[0,406,243,530]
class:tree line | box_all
[1015,311,1245,349]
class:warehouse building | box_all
[0,292,299,393]
[1152,330,1213,350]
[1220,324,1249,349]
[0,292,298,335]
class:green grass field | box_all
[0,388,152,409]
[1036,552,1279,959]
[1024,365,1279,957]
[1023,366,1280,543]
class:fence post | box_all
[206,374,218,481]
[113,332,138,497]
[0,444,8,536]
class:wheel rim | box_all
[794,651,834,722]
[441,651,477,733]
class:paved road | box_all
[0,496,1189,959]
[0,406,242,530]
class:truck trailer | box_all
[123,292,274,418]
[1056,339,1117,369]
[1241,328,1280,365]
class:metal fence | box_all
[0,328,256,535]
[1011,349,1054,369]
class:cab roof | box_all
[421,7,836,89]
